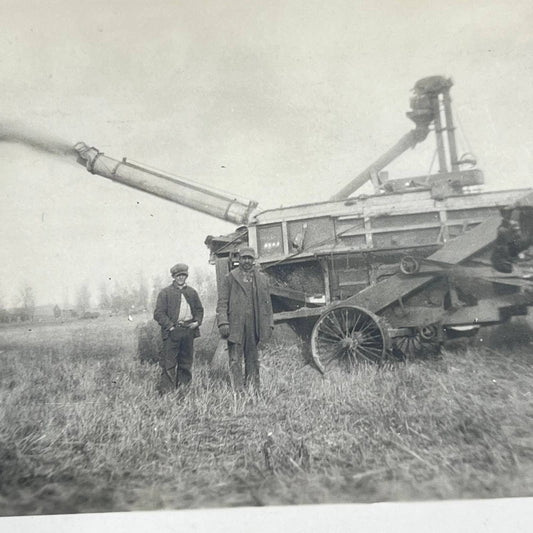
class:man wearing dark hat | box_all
[154,263,204,394]
[216,246,273,391]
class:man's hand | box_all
[219,324,230,339]
[188,321,199,329]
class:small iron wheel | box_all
[399,255,420,275]
[310,305,390,372]
[393,326,442,358]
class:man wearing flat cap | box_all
[154,263,204,394]
[216,246,274,391]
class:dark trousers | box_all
[158,327,194,393]
[228,323,260,392]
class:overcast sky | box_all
[1,0,532,307]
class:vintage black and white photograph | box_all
[1,0,532,530]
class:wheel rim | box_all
[310,305,389,372]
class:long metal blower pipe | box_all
[74,142,259,225]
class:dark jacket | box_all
[154,284,204,340]
[216,266,274,344]
[491,220,528,273]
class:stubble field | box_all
[1,314,533,516]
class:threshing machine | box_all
[75,76,533,372]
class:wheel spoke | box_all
[318,334,341,344]
[358,342,382,357]
[358,319,379,336]
[325,314,344,336]
[356,346,379,363]
[350,312,363,336]
[318,325,341,342]
[319,321,342,339]
[331,311,347,336]
[322,345,347,366]
[344,308,348,332]
[343,308,351,336]
[359,335,382,347]
[360,328,381,340]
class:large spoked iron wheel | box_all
[310,305,390,373]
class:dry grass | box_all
[1,316,532,516]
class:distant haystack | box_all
[136,320,162,364]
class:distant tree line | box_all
[97,275,151,316]
[0,284,36,323]
[0,268,216,324]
